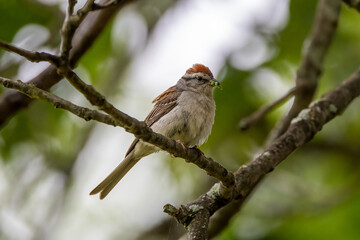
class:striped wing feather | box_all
[125,86,181,156]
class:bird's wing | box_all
[125,86,181,157]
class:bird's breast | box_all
[174,92,215,146]
[151,91,216,147]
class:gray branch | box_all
[0,77,118,126]
[164,67,360,237]
[0,76,234,188]
[0,40,60,66]
[60,0,94,62]
[0,0,130,128]
[0,0,357,238]
[59,0,126,62]
[266,0,341,143]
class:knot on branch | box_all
[163,204,197,227]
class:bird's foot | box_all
[170,140,187,158]
[189,145,204,156]
[176,140,194,162]
[176,140,187,151]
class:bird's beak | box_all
[210,79,220,87]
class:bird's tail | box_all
[90,154,140,199]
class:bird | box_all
[90,64,220,199]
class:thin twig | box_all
[239,87,296,131]
[67,0,77,16]
[0,40,60,66]
[60,0,95,62]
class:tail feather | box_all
[90,154,140,199]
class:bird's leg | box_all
[171,142,204,163]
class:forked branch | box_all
[164,67,360,239]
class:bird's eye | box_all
[196,76,203,81]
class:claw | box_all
[176,140,192,162]
[189,145,204,156]
[176,140,187,151]
[169,140,187,158]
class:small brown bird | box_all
[90,64,220,199]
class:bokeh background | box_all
[1,0,360,239]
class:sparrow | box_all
[90,64,220,199]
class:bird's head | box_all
[178,64,220,95]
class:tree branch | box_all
[0,77,119,126]
[0,75,234,189]
[266,0,341,143]
[0,0,234,189]
[239,87,296,131]
[59,1,128,61]
[0,40,60,66]
[60,0,94,62]
[187,209,210,240]
[62,66,236,187]
[164,66,360,237]
[0,0,130,128]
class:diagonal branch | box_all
[266,0,341,144]
[239,87,296,131]
[0,0,231,190]
[0,77,118,126]
[164,66,360,238]
[59,66,236,188]
[0,76,234,188]
[0,0,131,128]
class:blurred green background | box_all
[0,0,360,239]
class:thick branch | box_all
[164,67,360,234]
[187,209,210,240]
[267,0,341,142]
